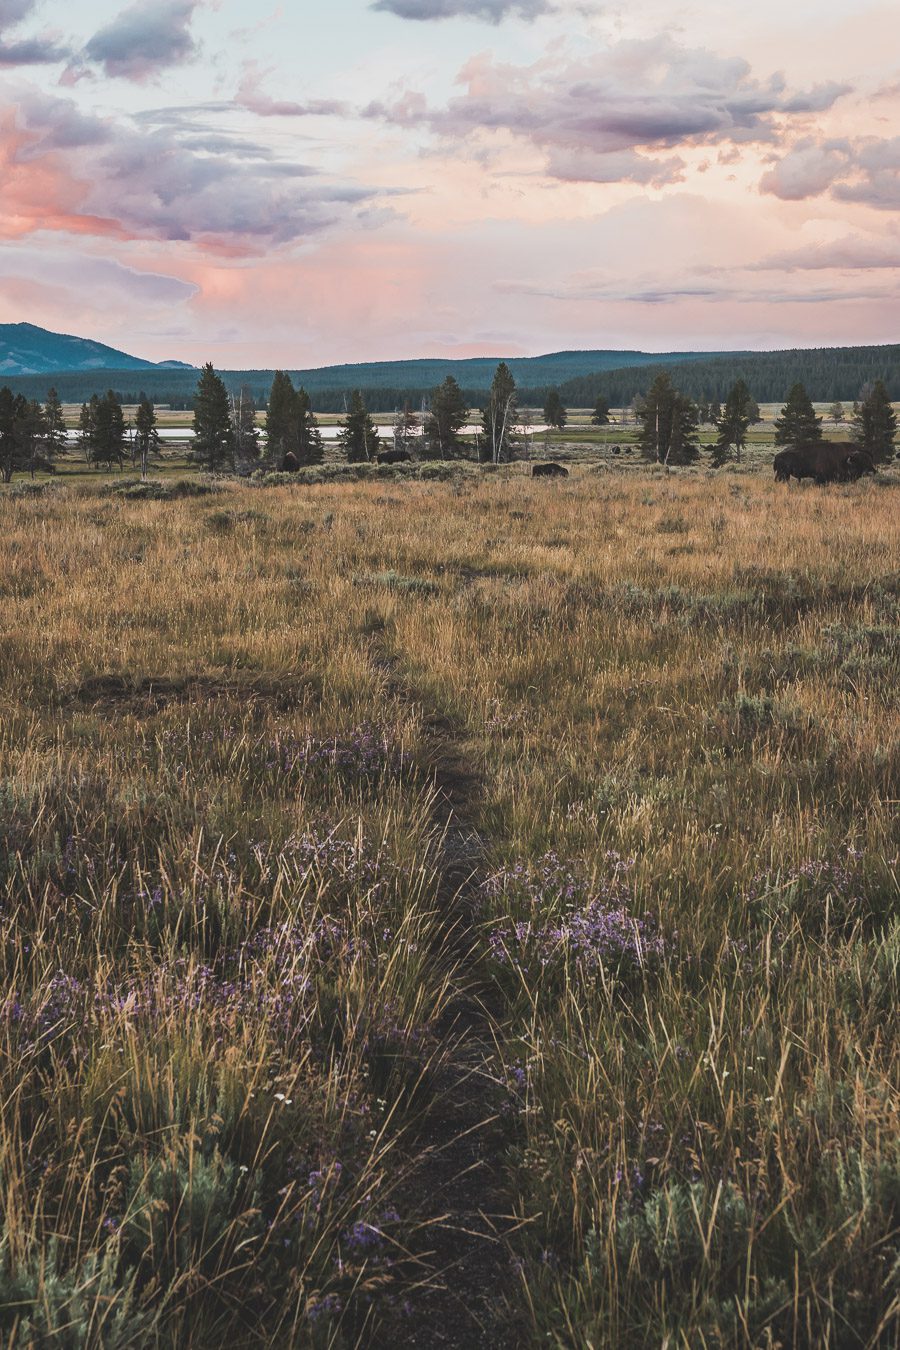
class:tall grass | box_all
[0,467,897,1344]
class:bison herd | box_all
[276,440,879,484]
[773,442,875,484]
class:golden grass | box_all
[0,465,897,1345]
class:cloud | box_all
[76,0,202,82]
[0,0,69,65]
[496,275,892,305]
[2,90,386,251]
[371,0,551,21]
[750,235,900,271]
[545,146,685,186]
[759,138,851,200]
[761,136,900,211]
[235,64,348,118]
[0,245,199,305]
[366,37,851,185]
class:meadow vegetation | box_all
[0,464,897,1346]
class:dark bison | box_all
[611,445,621,455]
[773,442,875,484]
[532,462,569,478]
[376,449,412,465]
[280,451,300,472]
[845,449,876,479]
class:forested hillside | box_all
[2,341,899,410]
[556,345,900,408]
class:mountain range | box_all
[0,323,193,376]
[1,324,898,409]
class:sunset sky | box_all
[1,0,899,366]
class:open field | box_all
[0,465,898,1346]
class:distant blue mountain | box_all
[0,324,195,376]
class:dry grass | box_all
[0,465,898,1346]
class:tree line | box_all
[6,342,900,413]
[1,365,895,484]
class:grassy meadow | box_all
[0,461,898,1346]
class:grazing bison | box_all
[376,449,412,465]
[280,451,300,472]
[532,462,569,478]
[773,442,874,484]
[612,445,621,455]
[845,449,876,479]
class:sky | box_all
[1,0,899,367]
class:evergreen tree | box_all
[829,401,845,423]
[590,395,610,426]
[774,383,822,448]
[295,386,324,466]
[92,391,126,468]
[338,390,380,463]
[852,380,896,463]
[265,373,323,466]
[21,399,48,476]
[0,387,28,482]
[482,361,517,463]
[78,398,98,463]
[193,363,233,471]
[134,397,159,480]
[637,373,700,465]
[44,388,67,458]
[697,398,710,425]
[709,399,722,424]
[424,376,468,458]
[543,389,567,429]
[265,371,297,464]
[713,378,754,465]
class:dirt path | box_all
[366,650,525,1350]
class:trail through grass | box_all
[0,465,897,1346]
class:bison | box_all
[532,462,569,478]
[773,442,874,484]
[280,451,300,472]
[376,449,412,465]
[845,449,876,479]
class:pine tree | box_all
[44,388,67,459]
[425,376,468,458]
[265,371,297,464]
[338,390,380,463]
[709,399,722,424]
[590,395,610,426]
[134,397,159,480]
[21,399,48,476]
[713,378,754,465]
[91,391,125,468]
[78,399,98,463]
[193,363,233,471]
[265,374,322,466]
[774,383,822,449]
[482,361,517,463]
[0,387,28,482]
[295,386,324,466]
[637,373,699,465]
[829,401,845,423]
[852,380,896,463]
[543,389,567,429]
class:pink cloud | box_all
[1,91,387,252]
[365,37,852,185]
